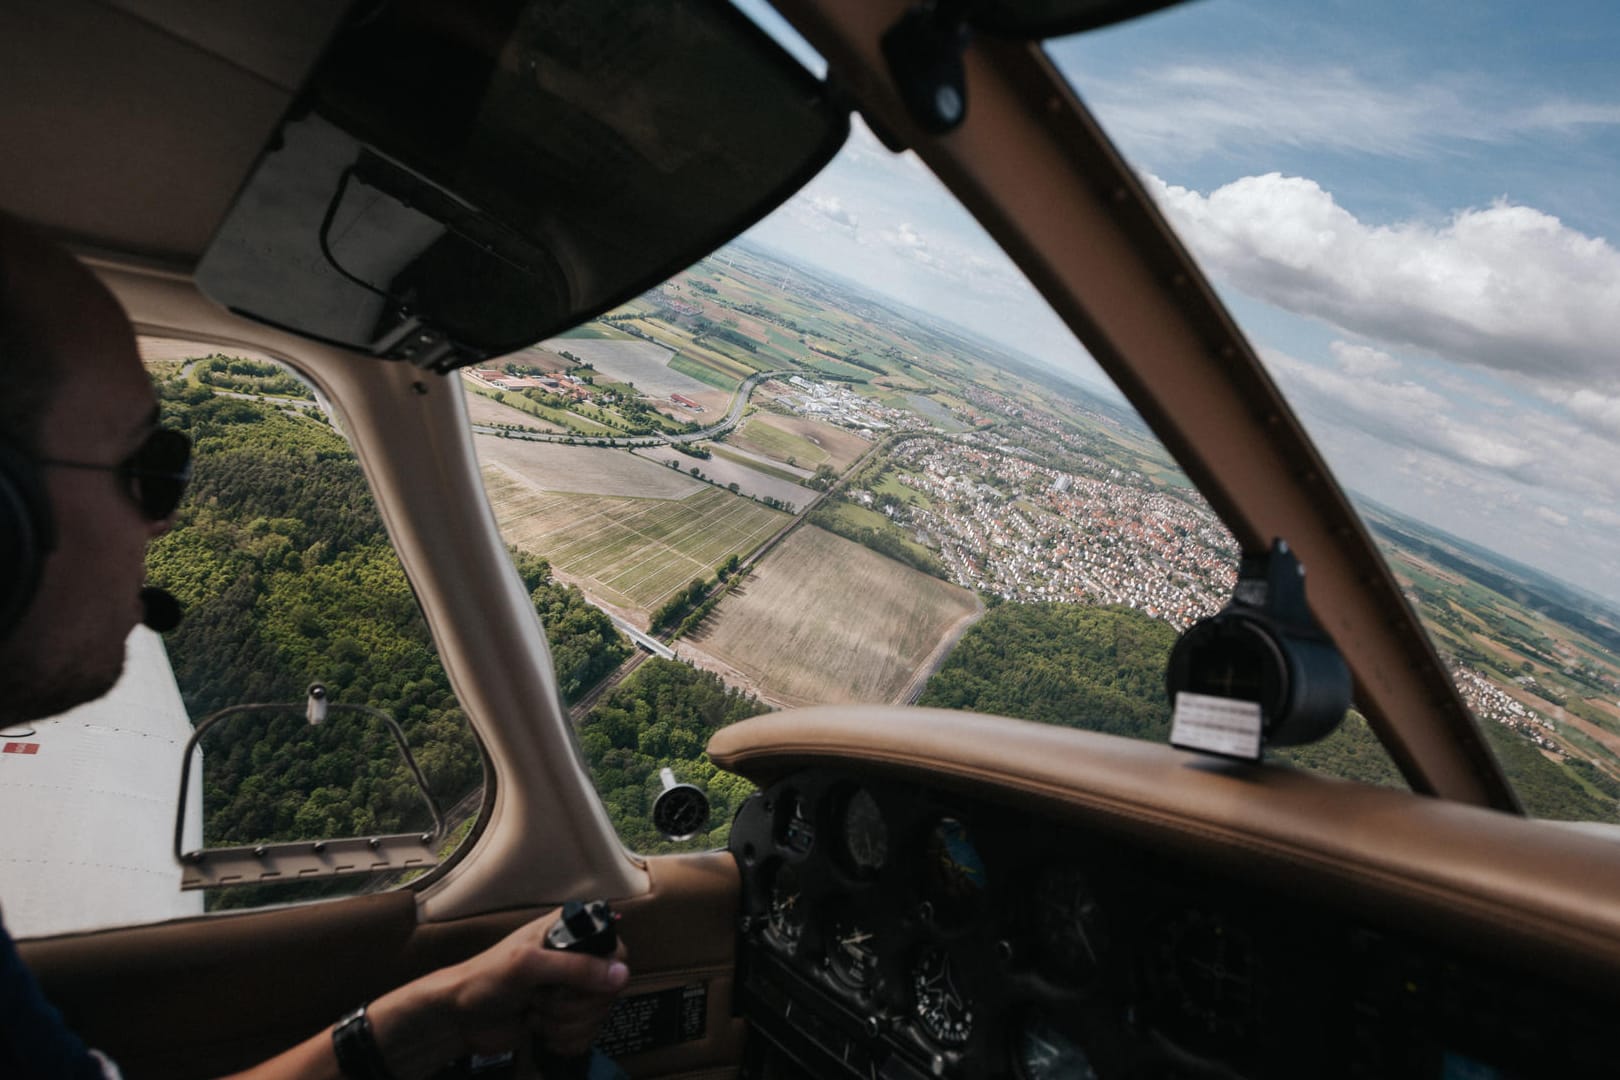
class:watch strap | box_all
[332,1004,394,1080]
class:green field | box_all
[669,353,741,390]
[865,387,907,408]
[707,444,807,484]
[821,500,939,565]
[799,354,873,381]
[484,473,788,616]
[874,472,934,509]
[634,320,765,379]
[732,414,829,467]
[541,405,615,434]
[465,382,616,434]
[557,323,635,340]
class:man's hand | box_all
[369,909,631,1078]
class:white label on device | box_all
[1170,692,1263,760]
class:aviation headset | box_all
[0,439,53,641]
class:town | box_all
[872,434,1239,625]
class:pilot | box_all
[0,213,631,1078]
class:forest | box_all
[146,378,628,852]
[917,602,1178,740]
[577,658,768,853]
[912,601,1620,813]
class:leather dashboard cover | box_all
[709,707,1620,985]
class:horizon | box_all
[736,0,1620,613]
[722,233,1620,624]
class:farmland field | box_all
[687,525,979,706]
[730,413,825,465]
[669,354,740,391]
[630,446,809,509]
[553,324,636,341]
[476,441,701,498]
[624,319,767,380]
[729,412,869,469]
[763,414,871,469]
[707,444,812,483]
[462,386,566,432]
[484,470,789,615]
[543,337,721,405]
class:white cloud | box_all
[1086,64,1473,161]
[1537,506,1571,527]
[1516,100,1620,132]
[1151,173,1620,383]
[1264,346,1446,425]
[885,221,929,255]
[1262,345,1539,477]
[807,194,859,233]
[1329,340,1398,376]
[1562,388,1620,440]
[1077,61,1620,165]
[1582,507,1620,528]
[1262,338,1620,526]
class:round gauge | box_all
[1015,1017,1097,1080]
[764,862,806,954]
[1030,863,1107,983]
[1159,910,1258,1042]
[923,817,988,923]
[840,787,889,875]
[827,917,881,991]
[911,947,973,1047]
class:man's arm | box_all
[222,911,630,1080]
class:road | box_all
[468,369,792,449]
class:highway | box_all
[467,369,792,449]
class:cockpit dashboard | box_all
[712,709,1620,1080]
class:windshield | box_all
[1049,0,1620,821]
[476,107,1404,854]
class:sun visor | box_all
[196,0,847,372]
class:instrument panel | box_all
[729,768,1617,1079]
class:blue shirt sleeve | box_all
[0,914,107,1079]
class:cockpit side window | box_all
[0,344,488,938]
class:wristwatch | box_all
[332,1004,395,1080]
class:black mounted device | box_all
[1165,539,1351,760]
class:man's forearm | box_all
[218,980,458,1080]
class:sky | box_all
[736,1,1620,606]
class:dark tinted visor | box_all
[197,0,848,372]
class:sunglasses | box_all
[38,427,193,520]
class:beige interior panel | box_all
[87,259,649,917]
[24,893,421,1077]
[22,854,744,1079]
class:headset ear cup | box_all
[0,442,50,641]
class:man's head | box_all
[0,214,171,721]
